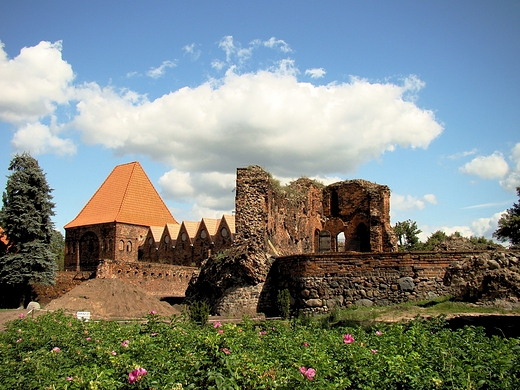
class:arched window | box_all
[126,241,132,252]
[221,227,228,237]
[331,189,340,217]
[119,240,124,251]
[319,230,331,252]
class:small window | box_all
[148,238,153,245]
[119,240,124,251]
[164,236,170,244]
[221,228,228,237]
[126,241,132,252]
[200,230,207,239]
[181,232,187,242]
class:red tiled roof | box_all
[65,162,177,228]
[200,218,221,237]
[222,214,236,234]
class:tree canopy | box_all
[0,153,57,305]
[393,219,422,251]
[493,187,520,246]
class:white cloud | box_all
[500,142,520,192]
[305,68,326,79]
[391,193,437,213]
[459,152,509,179]
[0,40,74,123]
[183,43,201,61]
[146,60,176,79]
[0,39,444,218]
[446,148,478,160]
[11,122,76,156]
[262,37,292,53]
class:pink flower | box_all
[151,332,158,337]
[371,349,378,354]
[375,330,383,336]
[259,331,267,335]
[150,310,157,315]
[213,321,222,328]
[16,338,22,343]
[18,313,24,319]
[17,329,21,333]
[238,329,243,332]
[66,377,73,381]
[300,366,316,380]
[303,342,309,347]
[221,347,231,355]
[121,340,129,347]
[218,329,224,334]
[86,337,91,341]
[52,347,61,353]
[343,334,355,344]
[128,367,147,384]
[111,351,117,356]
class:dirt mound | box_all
[45,278,180,320]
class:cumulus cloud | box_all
[146,60,177,79]
[1,38,444,217]
[305,68,326,79]
[11,122,76,156]
[500,142,520,192]
[261,37,292,53]
[459,152,509,179]
[0,40,74,123]
[391,193,437,213]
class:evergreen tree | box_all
[493,187,520,246]
[0,153,57,307]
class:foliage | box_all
[494,187,520,246]
[187,300,210,325]
[393,219,422,251]
[50,230,65,271]
[0,153,57,306]
[1,310,519,389]
[419,230,448,251]
[277,288,291,319]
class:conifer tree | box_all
[0,153,57,307]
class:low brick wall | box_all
[96,260,199,298]
[32,271,94,306]
[268,251,491,314]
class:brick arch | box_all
[79,231,100,271]
[345,219,371,252]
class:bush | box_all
[277,288,291,319]
[187,300,210,325]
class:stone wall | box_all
[96,260,198,297]
[258,250,520,315]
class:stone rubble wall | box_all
[264,250,520,314]
[97,260,199,298]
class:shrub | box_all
[187,300,210,325]
[277,288,291,319]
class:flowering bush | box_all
[0,310,519,389]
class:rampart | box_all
[97,260,199,298]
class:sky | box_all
[0,1,519,242]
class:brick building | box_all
[63,162,178,271]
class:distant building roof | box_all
[200,218,221,237]
[222,214,236,234]
[65,161,178,228]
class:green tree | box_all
[50,230,65,271]
[0,153,57,307]
[393,219,422,251]
[493,187,520,246]
[421,230,448,251]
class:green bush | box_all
[1,310,519,389]
[277,288,291,319]
[187,300,210,325]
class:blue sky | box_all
[1,1,519,241]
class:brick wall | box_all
[96,260,199,297]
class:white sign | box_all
[76,311,91,321]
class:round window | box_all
[181,232,187,242]
[165,236,170,244]
[148,238,153,245]
[200,230,207,239]
[221,228,228,237]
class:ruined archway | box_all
[79,232,100,271]
[336,232,345,252]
